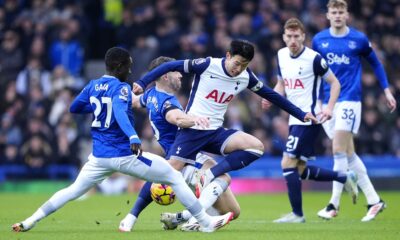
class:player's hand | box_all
[317,108,333,123]
[130,143,142,156]
[384,89,397,113]
[261,99,272,110]
[132,83,144,95]
[304,112,318,124]
[193,116,210,129]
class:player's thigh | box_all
[136,152,181,185]
[213,188,240,219]
[223,131,264,154]
[74,155,113,191]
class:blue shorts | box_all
[166,128,238,165]
[284,125,321,161]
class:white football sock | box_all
[199,178,227,209]
[329,152,348,208]
[348,153,380,205]
[180,178,228,221]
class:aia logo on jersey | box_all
[284,78,304,89]
[205,90,234,103]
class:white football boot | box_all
[160,212,186,230]
[12,220,36,232]
[343,170,359,204]
[317,203,338,220]
[273,212,305,223]
[180,212,233,233]
[361,200,386,222]
[118,214,136,232]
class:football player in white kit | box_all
[262,18,358,223]
[312,0,397,221]
[11,47,233,233]
[133,39,318,229]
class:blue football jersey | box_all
[70,75,140,158]
[140,86,183,154]
[312,27,373,103]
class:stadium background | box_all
[0,0,399,193]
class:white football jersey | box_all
[277,47,330,126]
[182,57,260,130]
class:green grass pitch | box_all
[1,192,399,240]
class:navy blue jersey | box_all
[70,75,140,158]
[140,86,183,153]
[312,27,389,103]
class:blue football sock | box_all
[301,165,346,183]
[210,150,261,178]
[130,181,153,217]
[283,168,303,217]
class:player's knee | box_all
[251,139,264,153]
[281,155,296,169]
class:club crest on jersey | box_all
[205,90,234,104]
[284,78,304,89]
[348,41,357,49]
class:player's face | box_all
[166,71,182,91]
[283,28,305,55]
[327,7,349,29]
[225,53,250,77]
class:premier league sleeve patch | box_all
[119,86,129,101]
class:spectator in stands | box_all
[0,29,24,93]
[49,26,83,76]
[16,56,52,98]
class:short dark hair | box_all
[148,56,175,71]
[229,39,255,61]
[104,47,131,72]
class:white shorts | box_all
[77,152,182,190]
[322,101,361,139]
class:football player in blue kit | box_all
[12,47,233,233]
[119,56,240,232]
[312,0,397,222]
[133,39,318,229]
[262,18,358,223]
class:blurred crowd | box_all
[0,0,399,179]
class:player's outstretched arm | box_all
[134,60,186,94]
[261,78,285,110]
[165,109,210,129]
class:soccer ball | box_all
[150,183,176,206]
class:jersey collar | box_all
[102,74,119,80]
[329,26,350,38]
[221,58,233,78]
[155,86,174,96]
[290,46,306,59]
